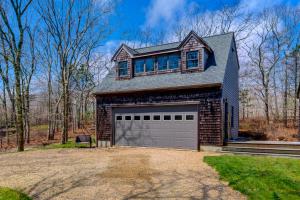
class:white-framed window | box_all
[186,50,198,69]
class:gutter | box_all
[93,83,222,96]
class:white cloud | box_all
[144,0,186,28]
[238,0,286,13]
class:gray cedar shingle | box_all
[95,32,234,94]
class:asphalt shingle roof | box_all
[95,32,234,94]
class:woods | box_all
[0,1,299,151]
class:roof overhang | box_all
[93,83,222,96]
[178,30,213,53]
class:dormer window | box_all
[186,50,198,69]
[135,59,144,74]
[157,53,180,71]
[169,54,180,69]
[145,58,155,72]
[157,56,168,70]
[118,61,128,76]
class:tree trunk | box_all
[283,59,288,128]
[61,70,69,144]
[47,63,54,140]
[273,68,279,120]
[2,80,9,145]
[15,63,24,152]
[293,55,298,127]
[25,88,30,144]
[265,86,270,125]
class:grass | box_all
[31,124,48,132]
[0,187,31,200]
[42,140,92,149]
[204,155,300,200]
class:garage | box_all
[113,105,198,150]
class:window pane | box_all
[164,115,171,120]
[186,115,194,120]
[134,59,144,73]
[153,115,160,120]
[174,115,182,120]
[157,56,168,70]
[186,51,198,69]
[118,61,128,76]
[169,54,180,69]
[187,51,198,60]
[187,60,198,68]
[125,116,131,120]
[145,58,155,72]
[134,115,140,120]
[144,115,150,120]
[116,116,122,120]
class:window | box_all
[134,59,144,73]
[186,51,198,68]
[144,115,150,120]
[118,61,128,76]
[153,115,160,120]
[157,56,168,70]
[186,115,194,120]
[231,106,234,127]
[174,115,182,120]
[163,115,171,120]
[169,54,180,69]
[116,116,122,121]
[145,58,155,72]
[125,116,131,120]
[134,115,141,120]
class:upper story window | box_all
[135,59,144,74]
[157,53,180,71]
[118,61,128,76]
[186,50,198,69]
[157,56,168,70]
[169,54,180,69]
[145,58,155,72]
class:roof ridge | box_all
[132,32,234,50]
[202,32,234,39]
[134,41,180,50]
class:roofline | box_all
[93,83,222,96]
[111,30,237,61]
[178,30,212,53]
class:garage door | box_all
[113,105,198,150]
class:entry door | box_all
[114,105,198,150]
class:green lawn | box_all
[204,155,300,200]
[0,187,31,200]
[42,139,93,149]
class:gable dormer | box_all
[111,44,136,80]
[179,31,211,73]
[111,31,213,80]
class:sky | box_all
[102,0,300,54]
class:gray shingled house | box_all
[94,31,239,150]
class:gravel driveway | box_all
[0,148,245,200]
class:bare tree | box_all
[0,0,33,151]
[38,0,113,144]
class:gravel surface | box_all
[0,147,245,200]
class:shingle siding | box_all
[222,38,239,139]
[95,31,239,147]
[96,87,223,147]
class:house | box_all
[94,31,239,150]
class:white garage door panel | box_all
[114,105,198,150]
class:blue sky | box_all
[101,0,300,54]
